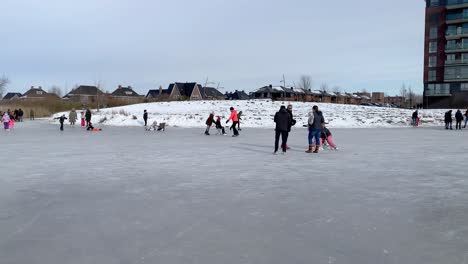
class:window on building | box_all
[426,83,451,96]
[429,42,438,53]
[430,0,439,6]
[430,27,438,39]
[461,83,468,91]
[447,25,457,36]
[463,53,468,63]
[463,9,468,18]
[429,56,437,67]
[428,70,437,81]
[447,54,456,64]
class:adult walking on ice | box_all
[273,105,292,154]
[69,109,77,126]
[306,105,325,153]
[455,109,463,130]
[85,108,92,127]
[412,110,419,126]
[226,107,239,137]
[445,110,453,130]
[143,110,148,126]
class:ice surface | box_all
[1,121,468,264]
[52,100,449,128]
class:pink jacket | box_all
[227,110,238,122]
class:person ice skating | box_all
[8,115,15,130]
[412,110,419,126]
[69,109,77,126]
[205,112,215,135]
[55,115,68,131]
[306,105,325,153]
[445,110,453,130]
[85,109,92,127]
[321,126,338,150]
[273,105,292,154]
[455,109,464,130]
[237,111,243,131]
[464,109,468,128]
[143,110,148,126]
[214,116,226,135]
[226,107,239,137]
[2,112,10,131]
[80,111,85,127]
[29,109,35,120]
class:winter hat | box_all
[230,107,234,110]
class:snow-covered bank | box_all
[52,100,448,128]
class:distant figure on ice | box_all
[85,109,92,127]
[445,110,453,130]
[273,105,291,154]
[412,110,419,126]
[80,111,85,127]
[464,109,468,128]
[455,109,464,130]
[69,109,77,126]
[306,105,325,153]
[226,107,239,137]
[18,109,24,122]
[29,109,35,120]
[2,112,10,131]
[55,115,68,131]
[205,112,215,135]
[321,126,338,150]
[143,110,148,126]
[214,116,226,135]
[237,111,243,131]
[87,122,102,131]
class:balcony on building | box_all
[447,0,468,10]
[425,84,452,96]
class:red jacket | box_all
[228,110,239,122]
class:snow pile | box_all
[52,100,449,128]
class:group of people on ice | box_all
[204,108,243,137]
[444,109,468,130]
[273,104,338,154]
[55,108,101,131]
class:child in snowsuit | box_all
[55,115,68,131]
[321,126,338,150]
[2,112,10,130]
[8,115,15,130]
[80,111,85,127]
[237,111,243,131]
[205,112,215,135]
[214,116,226,135]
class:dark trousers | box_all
[60,122,64,131]
[275,130,289,152]
[445,122,452,129]
[86,118,91,126]
[456,121,462,130]
[144,118,148,126]
[231,121,239,135]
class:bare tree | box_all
[48,85,63,97]
[0,75,9,98]
[297,75,312,90]
[320,83,329,92]
[400,83,408,108]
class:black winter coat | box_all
[85,110,92,121]
[455,111,464,121]
[287,109,296,132]
[143,112,148,120]
[274,108,291,132]
[445,111,453,122]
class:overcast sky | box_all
[1,0,425,95]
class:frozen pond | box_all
[1,122,468,264]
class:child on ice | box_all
[205,112,215,135]
[80,111,85,127]
[54,115,68,131]
[2,112,10,131]
[214,116,227,135]
[321,126,338,150]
